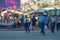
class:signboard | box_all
[0,0,20,10]
[0,0,7,9]
[7,0,20,10]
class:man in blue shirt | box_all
[51,15,56,33]
[24,15,30,33]
[38,14,47,35]
[57,15,60,30]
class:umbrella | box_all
[1,10,7,16]
[1,10,7,14]
[14,11,23,14]
[7,9,15,13]
[35,9,46,13]
[29,11,34,14]
[43,7,54,10]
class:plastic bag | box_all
[44,25,47,30]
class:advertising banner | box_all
[7,0,20,10]
[0,0,7,9]
[0,0,20,10]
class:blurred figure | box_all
[0,14,2,20]
[38,13,46,34]
[4,13,7,21]
[43,15,48,30]
[50,15,56,33]
[28,16,31,29]
[14,17,18,28]
[20,15,24,27]
[57,15,60,31]
[47,16,51,29]
[24,15,30,33]
[32,16,36,31]
[18,17,21,28]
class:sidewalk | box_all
[0,28,24,31]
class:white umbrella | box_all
[1,10,7,14]
[24,13,29,15]
[43,7,54,10]
[1,10,7,16]
[14,11,23,14]
[7,9,15,13]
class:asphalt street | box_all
[0,29,60,40]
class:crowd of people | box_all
[0,12,60,35]
[13,13,60,34]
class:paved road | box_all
[0,29,60,40]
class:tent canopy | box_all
[29,11,34,14]
[43,7,54,10]
[14,11,23,14]
[1,10,7,14]
[35,9,46,13]
[28,9,46,14]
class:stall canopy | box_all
[43,7,54,10]
[1,10,7,14]
[7,9,15,13]
[24,13,29,15]
[35,9,46,13]
[14,11,23,14]
[29,11,34,14]
[1,10,7,16]
[29,9,46,14]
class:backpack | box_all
[32,18,36,22]
[28,18,31,23]
[38,16,46,24]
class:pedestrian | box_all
[18,17,21,28]
[20,15,24,27]
[14,17,18,28]
[24,15,30,33]
[28,16,31,30]
[32,16,36,31]
[43,15,48,30]
[38,13,46,35]
[56,15,60,31]
[50,15,56,33]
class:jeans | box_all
[13,23,18,28]
[57,23,60,30]
[24,23,30,33]
[51,22,55,33]
[39,23,45,34]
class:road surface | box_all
[0,29,60,40]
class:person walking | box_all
[32,16,36,31]
[24,15,30,33]
[56,15,60,31]
[38,13,46,35]
[14,17,18,28]
[28,16,32,30]
[50,15,56,33]
[20,15,24,28]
